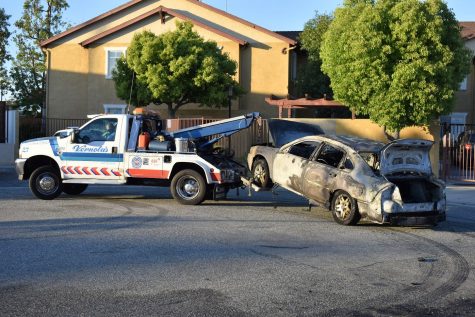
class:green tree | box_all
[10,0,69,117]
[295,12,333,98]
[320,0,471,136]
[0,8,11,101]
[116,21,243,118]
[112,57,157,108]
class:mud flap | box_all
[213,184,228,200]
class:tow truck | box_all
[15,110,259,205]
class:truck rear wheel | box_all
[63,184,88,195]
[171,169,207,205]
[29,166,63,200]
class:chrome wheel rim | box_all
[335,194,352,220]
[37,173,58,195]
[176,176,200,200]
[254,164,266,185]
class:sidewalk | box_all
[446,185,475,205]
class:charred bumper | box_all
[383,211,446,226]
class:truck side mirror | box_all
[70,130,77,143]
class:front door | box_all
[302,143,345,204]
[61,117,123,180]
[273,140,321,193]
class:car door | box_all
[273,141,321,193]
[302,143,345,204]
[61,117,123,180]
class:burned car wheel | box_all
[252,158,272,188]
[62,184,88,195]
[331,190,360,225]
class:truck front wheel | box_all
[29,166,63,200]
[171,169,207,205]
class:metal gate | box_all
[440,123,475,182]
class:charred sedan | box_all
[248,134,446,226]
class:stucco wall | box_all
[453,39,475,123]
[45,0,291,120]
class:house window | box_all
[105,48,126,79]
[459,76,468,91]
[104,104,127,114]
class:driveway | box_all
[0,168,474,316]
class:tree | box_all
[0,8,11,101]
[115,21,243,118]
[112,57,157,108]
[295,12,333,98]
[320,0,471,136]
[10,0,69,117]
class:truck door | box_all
[61,117,124,180]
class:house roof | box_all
[41,0,143,47]
[41,0,296,48]
[80,6,248,47]
[460,22,475,40]
[275,31,301,43]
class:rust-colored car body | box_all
[248,135,446,225]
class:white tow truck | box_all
[15,110,259,205]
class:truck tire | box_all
[63,184,88,195]
[252,158,272,188]
[29,166,63,200]
[171,169,207,205]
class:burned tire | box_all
[29,166,63,200]
[331,190,360,225]
[171,169,207,205]
[252,158,272,189]
[62,184,88,195]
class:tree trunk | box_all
[167,104,176,119]
[383,126,400,141]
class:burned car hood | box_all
[268,119,324,148]
[380,139,433,176]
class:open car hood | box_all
[268,119,324,148]
[380,139,433,176]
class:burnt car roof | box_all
[318,135,385,152]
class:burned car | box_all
[248,130,446,226]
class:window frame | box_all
[105,47,127,79]
[314,142,346,169]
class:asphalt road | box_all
[1,168,475,316]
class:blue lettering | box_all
[72,145,108,153]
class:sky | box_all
[1,0,475,35]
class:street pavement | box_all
[0,166,475,316]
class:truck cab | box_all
[16,111,259,205]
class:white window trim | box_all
[459,76,468,91]
[104,104,127,114]
[105,47,127,79]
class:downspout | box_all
[472,56,475,124]
[45,49,51,127]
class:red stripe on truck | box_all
[126,169,169,179]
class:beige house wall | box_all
[453,39,475,123]
[45,0,292,119]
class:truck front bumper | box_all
[15,158,27,180]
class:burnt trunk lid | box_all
[380,139,433,176]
